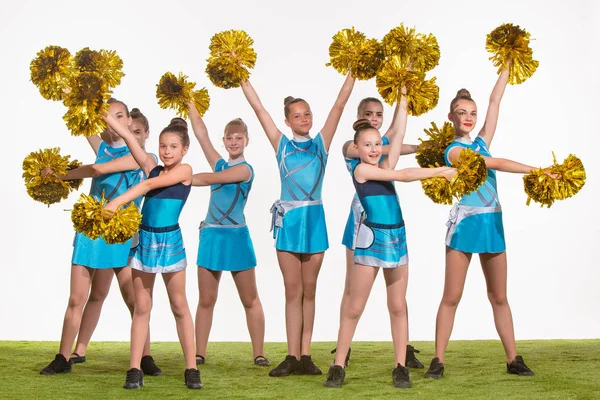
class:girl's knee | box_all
[487,291,508,307]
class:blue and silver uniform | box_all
[197,158,257,271]
[444,136,505,253]
[130,165,191,273]
[342,136,390,250]
[270,133,328,254]
[72,141,145,269]
[352,163,408,268]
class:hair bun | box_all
[283,96,295,106]
[456,88,471,98]
[131,107,140,113]
[353,118,372,132]
[169,117,188,132]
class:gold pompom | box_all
[156,72,197,118]
[103,202,142,244]
[71,193,107,240]
[22,148,77,206]
[192,88,210,117]
[66,160,83,191]
[326,27,383,80]
[452,148,488,197]
[205,30,257,89]
[62,72,111,136]
[524,153,586,207]
[421,148,487,205]
[381,24,440,72]
[376,57,439,115]
[73,47,125,88]
[421,177,454,205]
[486,23,539,85]
[416,121,455,167]
[30,45,74,101]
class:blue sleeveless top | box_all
[277,133,327,201]
[205,158,253,225]
[90,141,145,207]
[444,136,500,207]
[352,164,404,228]
[140,165,191,228]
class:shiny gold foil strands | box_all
[156,72,209,118]
[416,121,455,168]
[206,30,257,89]
[71,193,108,240]
[376,57,439,115]
[381,24,440,72]
[486,23,539,85]
[22,148,80,206]
[30,45,74,101]
[524,153,586,207]
[326,27,383,80]
[103,202,142,244]
[73,47,125,88]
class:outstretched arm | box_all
[192,164,251,187]
[240,80,282,152]
[320,72,356,151]
[188,102,221,170]
[103,113,156,176]
[383,94,408,170]
[355,163,456,183]
[61,155,140,180]
[478,67,510,148]
[105,164,192,212]
[447,146,536,174]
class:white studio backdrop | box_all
[0,0,598,344]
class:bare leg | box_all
[195,267,222,360]
[72,268,114,357]
[333,264,378,366]
[129,270,155,369]
[232,268,266,358]
[59,265,94,357]
[434,247,472,363]
[276,250,303,358]
[300,252,324,356]
[162,270,196,369]
[480,252,517,362]
[338,248,354,324]
[383,266,409,366]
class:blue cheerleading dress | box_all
[72,140,146,269]
[270,133,328,254]
[352,163,408,268]
[444,136,505,254]
[129,165,191,273]
[196,157,257,272]
[341,136,390,250]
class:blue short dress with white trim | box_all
[444,136,505,254]
[129,165,191,273]
[270,133,328,254]
[197,157,257,272]
[352,163,408,268]
[72,141,147,269]
[341,136,390,250]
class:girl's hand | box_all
[438,167,458,182]
[543,167,560,179]
[103,201,119,219]
[41,167,54,177]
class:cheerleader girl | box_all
[103,115,201,389]
[187,102,268,367]
[40,101,160,377]
[425,68,543,379]
[324,100,456,388]
[336,97,422,368]
[240,72,356,376]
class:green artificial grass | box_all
[1,340,598,399]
